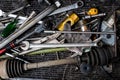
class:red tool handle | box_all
[0,42,15,55]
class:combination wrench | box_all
[49,1,84,16]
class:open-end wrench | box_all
[19,38,64,55]
[49,1,84,16]
[20,39,63,50]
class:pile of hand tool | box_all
[0,0,119,79]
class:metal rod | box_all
[44,30,115,34]
[24,58,77,70]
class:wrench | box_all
[19,38,64,55]
[49,1,84,16]
[21,42,97,50]
[20,33,62,50]
[20,39,63,50]
[0,1,83,21]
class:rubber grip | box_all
[0,48,6,55]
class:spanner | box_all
[0,1,83,20]
[21,42,98,51]
[20,38,64,51]
[19,38,65,55]
[49,1,84,16]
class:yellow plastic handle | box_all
[58,13,79,31]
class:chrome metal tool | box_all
[20,39,63,50]
[49,1,84,16]
[21,42,98,49]
[0,1,61,52]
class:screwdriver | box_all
[1,15,19,38]
[0,24,45,55]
